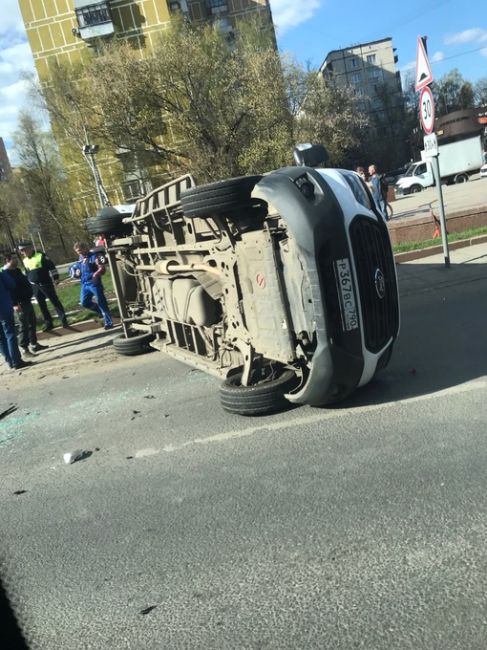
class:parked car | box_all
[86,145,399,415]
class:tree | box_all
[432,69,475,116]
[28,16,371,194]
[293,70,369,167]
[12,112,83,257]
[26,62,111,209]
[0,176,32,251]
[474,77,487,106]
[138,16,293,180]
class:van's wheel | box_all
[454,173,468,184]
[220,367,299,416]
[113,331,155,356]
[409,184,422,194]
[181,176,263,218]
[86,207,132,237]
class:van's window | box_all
[415,163,427,175]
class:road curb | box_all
[394,234,487,263]
[37,319,120,340]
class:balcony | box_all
[74,0,114,41]
[206,0,228,14]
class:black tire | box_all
[220,368,299,416]
[113,331,155,356]
[409,184,422,194]
[454,173,468,184]
[86,207,132,237]
[90,245,108,265]
[181,176,262,218]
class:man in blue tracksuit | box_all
[70,242,113,330]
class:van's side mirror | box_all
[293,143,328,168]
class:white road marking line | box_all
[159,379,487,454]
[135,447,160,458]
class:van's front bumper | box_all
[253,168,399,406]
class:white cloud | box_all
[444,28,487,45]
[401,50,443,73]
[430,51,444,63]
[0,0,36,160]
[1,78,30,101]
[269,0,321,36]
[0,0,25,38]
[481,47,487,57]
[401,60,416,72]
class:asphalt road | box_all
[391,173,486,220]
[1,250,487,649]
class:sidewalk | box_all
[397,240,487,298]
[388,175,487,246]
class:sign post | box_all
[417,36,450,268]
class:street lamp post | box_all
[82,144,111,208]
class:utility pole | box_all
[82,144,111,208]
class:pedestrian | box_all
[18,242,68,331]
[2,253,49,357]
[70,242,113,330]
[368,164,387,219]
[0,268,34,370]
[355,166,367,181]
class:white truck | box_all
[395,134,484,194]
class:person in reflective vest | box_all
[18,242,68,332]
[70,242,113,330]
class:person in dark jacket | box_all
[70,242,113,330]
[18,242,68,331]
[0,269,33,370]
[3,253,48,356]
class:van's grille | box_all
[349,217,399,352]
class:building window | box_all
[350,72,362,84]
[75,3,111,29]
[350,57,358,69]
[368,68,382,81]
[366,54,376,64]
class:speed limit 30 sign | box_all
[419,86,435,134]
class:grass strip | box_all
[392,226,487,254]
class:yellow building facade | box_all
[18,0,274,207]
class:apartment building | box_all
[319,38,407,167]
[18,0,274,205]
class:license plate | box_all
[335,258,359,331]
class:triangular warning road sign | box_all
[415,36,433,91]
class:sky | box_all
[0,0,486,162]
